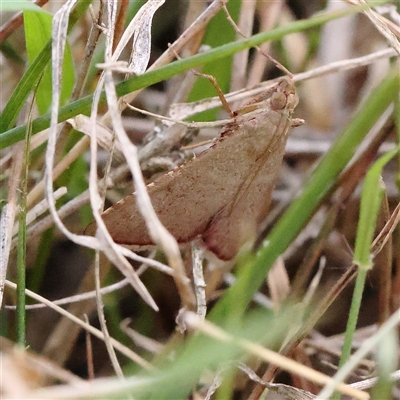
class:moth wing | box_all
[86,118,274,247]
[86,77,297,257]
[202,109,292,260]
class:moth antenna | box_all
[256,48,294,79]
[221,3,294,79]
[168,43,235,117]
[192,71,235,117]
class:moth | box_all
[86,77,299,261]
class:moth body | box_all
[86,78,298,260]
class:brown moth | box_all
[86,77,299,261]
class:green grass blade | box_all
[24,10,75,114]
[0,40,51,133]
[0,0,89,133]
[24,10,53,115]
[354,147,398,269]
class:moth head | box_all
[270,77,298,112]
[235,77,298,116]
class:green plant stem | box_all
[343,272,369,352]
[0,4,366,149]
[16,120,34,347]
[330,268,367,400]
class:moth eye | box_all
[270,92,287,110]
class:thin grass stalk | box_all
[16,108,35,346]
[330,267,368,400]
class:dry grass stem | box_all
[94,250,124,379]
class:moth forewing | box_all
[86,78,298,260]
[202,79,298,259]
